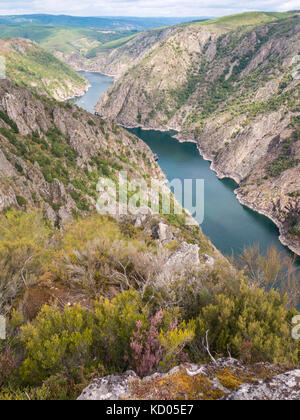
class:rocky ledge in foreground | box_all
[78,358,299,401]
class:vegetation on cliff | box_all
[0,38,88,100]
[0,78,162,227]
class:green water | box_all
[130,128,297,259]
[74,71,298,260]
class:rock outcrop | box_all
[78,371,138,401]
[152,222,174,244]
[223,370,300,400]
[78,358,298,401]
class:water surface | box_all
[72,71,114,113]
[130,128,295,258]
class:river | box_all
[74,71,297,260]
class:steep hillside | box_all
[61,26,180,75]
[0,38,88,101]
[0,78,165,228]
[96,12,300,255]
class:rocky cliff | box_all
[0,38,89,101]
[59,27,178,77]
[95,12,300,255]
[0,79,164,227]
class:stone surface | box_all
[152,222,174,244]
[166,242,200,269]
[78,358,297,401]
[200,253,215,267]
[77,371,137,401]
[223,370,300,400]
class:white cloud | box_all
[0,0,298,17]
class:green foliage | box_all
[159,319,195,371]
[288,190,300,198]
[196,281,299,365]
[16,195,27,207]
[0,211,52,315]
[2,41,87,100]
[0,110,19,133]
[194,11,297,28]
[85,33,137,57]
[92,290,149,373]
[0,24,138,57]
[20,304,93,385]
[18,289,195,383]
[267,137,299,178]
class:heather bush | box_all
[0,348,17,386]
[129,310,195,377]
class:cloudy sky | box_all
[0,0,299,17]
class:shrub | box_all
[54,214,159,296]
[20,304,93,385]
[0,211,52,314]
[0,110,19,133]
[16,195,27,207]
[129,310,195,377]
[92,290,148,373]
[0,348,17,387]
[195,281,299,365]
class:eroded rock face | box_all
[78,358,296,401]
[223,370,300,401]
[0,79,164,227]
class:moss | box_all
[131,369,225,400]
[216,368,244,391]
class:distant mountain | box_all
[0,14,210,30]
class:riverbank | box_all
[173,132,300,258]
